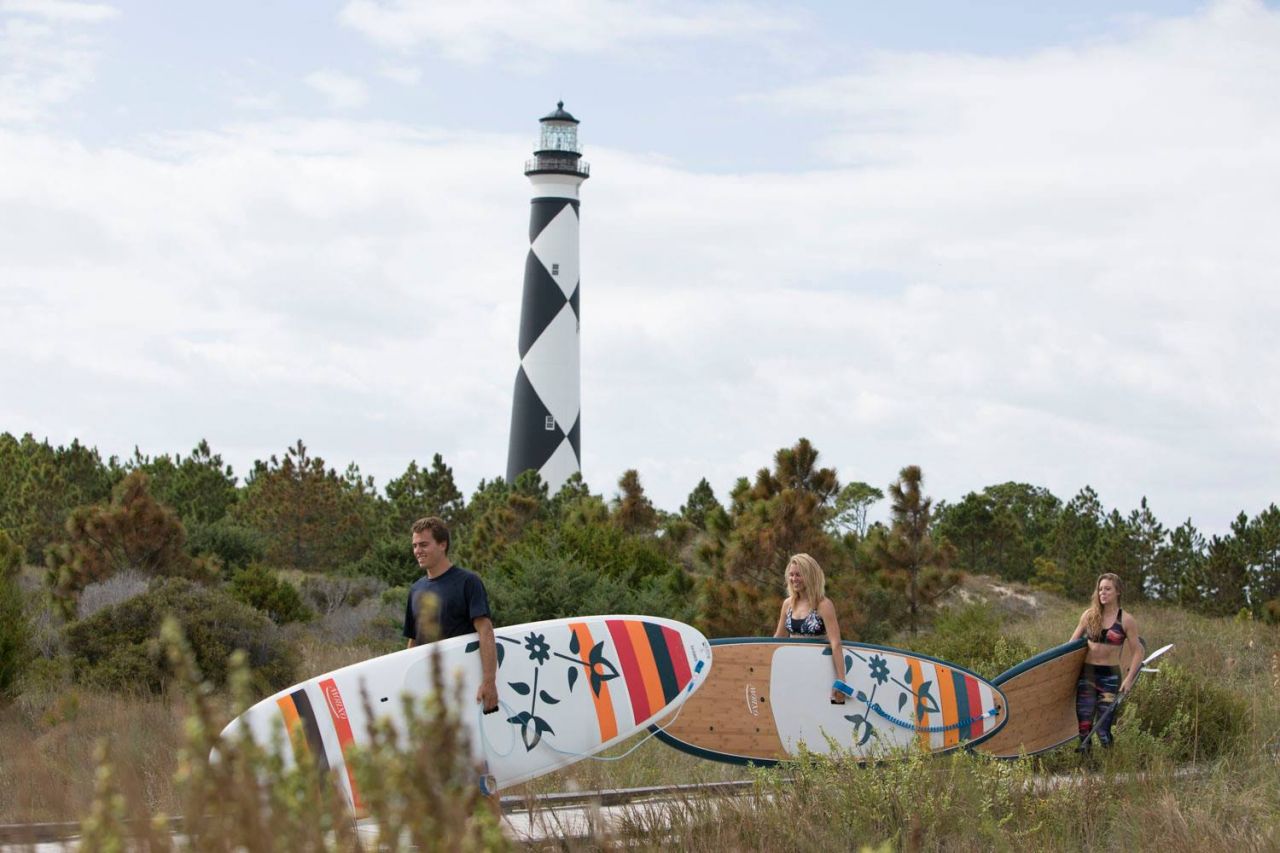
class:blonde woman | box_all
[773,553,847,704]
[1069,572,1141,748]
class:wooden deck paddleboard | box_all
[974,637,1146,758]
[221,615,712,805]
[651,638,1006,765]
[970,638,1087,758]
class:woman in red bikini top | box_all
[1068,572,1142,748]
[1070,572,1141,685]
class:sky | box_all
[2,0,1278,535]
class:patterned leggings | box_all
[1076,664,1122,745]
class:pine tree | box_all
[385,453,466,533]
[611,469,658,535]
[129,440,239,526]
[44,471,215,618]
[827,481,884,541]
[0,530,30,697]
[679,478,722,531]
[233,441,373,572]
[876,465,959,635]
[1050,486,1105,598]
[1,433,119,562]
[720,438,841,588]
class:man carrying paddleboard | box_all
[404,516,499,713]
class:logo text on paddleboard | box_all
[324,683,348,720]
[745,685,760,717]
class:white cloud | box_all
[0,0,117,23]
[304,69,369,110]
[379,64,422,85]
[231,92,280,111]
[0,1,112,123]
[338,0,799,64]
[575,0,1280,528]
[2,1,1277,537]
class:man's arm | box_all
[404,588,419,649]
[473,616,498,713]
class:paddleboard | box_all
[651,638,1007,765]
[970,638,1087,758]
[973,637,1146,758]
[221,615,711,805]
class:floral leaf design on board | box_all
[503,667,557,750]
[523,632,551,665]
[488,624,627,752]
[585,640,620,697]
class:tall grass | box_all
[54,618,507,850]
[2,581,1276,850]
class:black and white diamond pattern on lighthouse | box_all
[539,434,581,495]
[518,250,568,357]
[519,301,580,438]
[507,366,565,481]
[531,202,580,301]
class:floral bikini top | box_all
[785,605,825,636]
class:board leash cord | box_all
[867,703,1001,734]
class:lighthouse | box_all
[506,102,590,491]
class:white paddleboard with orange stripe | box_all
[221,615,711,805]
[653,638,1006,764]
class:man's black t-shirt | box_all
[402,565,491,644]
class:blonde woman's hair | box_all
[785,553,826,611]
[1084,572,1123,640]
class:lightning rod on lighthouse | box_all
[506,102,589,491]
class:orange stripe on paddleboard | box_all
[569,622,618,742]
[276,694,304,755]
[933,665,960,749]
[624,619,667,719]
[907,658,929,750]
[319,678,363,812]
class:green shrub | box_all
[228,563,312,624]
[906,603,1035,680]
[1125,661,1248,761]
[483,531,695,626]
[64,577,296,694]
[381,584,409,607]
[187,519,266,571]
[0,530,31,697]
[344,535,418,587]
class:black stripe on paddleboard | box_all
[290,689,330,773]
[953,671,973,741]
[643,621,680,703]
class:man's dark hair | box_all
[411,516,450,553]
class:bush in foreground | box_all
[77,618,508,851]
